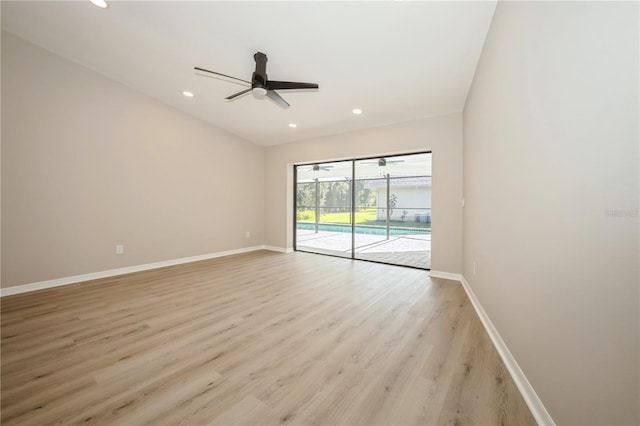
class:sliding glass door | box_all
[295,152,431,269]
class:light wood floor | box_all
[1,250,536,425]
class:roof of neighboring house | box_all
[364,176,431,189]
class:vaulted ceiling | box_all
[1,1,496,146]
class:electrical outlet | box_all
[245,231,251,239]
[116,245,124,255]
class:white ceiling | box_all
[1,1,496,146]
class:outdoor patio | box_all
[296,229,431,269]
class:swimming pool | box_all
[296,222,430,236]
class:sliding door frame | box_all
[293,151,432,270]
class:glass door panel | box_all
[354,153,431,268]
[295,160,353,258]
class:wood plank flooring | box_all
[1,250,536,425]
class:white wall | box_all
[1,32,265,288]
[375,187,431,222]
[463,2,639,424]
[264,113,462,274]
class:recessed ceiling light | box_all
[89,0,108,9]
[289,123,297,128]
[182,91,194,98]
[352,108,363,115]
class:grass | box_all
[297,209,431,228]
[297,209,376,224]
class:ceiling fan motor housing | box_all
[252,52,268,88]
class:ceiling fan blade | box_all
[194,67,251,84]
[267,81,319,91]
[266,90,290,109]
[225,88,253,100]
[253,52,268,86]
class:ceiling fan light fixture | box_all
[352,108,363,115]
[252,87,268,98]
[89,0,108,8]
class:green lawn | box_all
[297,209,431,228]
[297,209,376,224]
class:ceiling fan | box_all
[195,52,319,109]
[312,164,333,171]
[360,159,405,166]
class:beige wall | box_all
[1,32,265,288]
[463,2,639,425]
[264,113,463,274]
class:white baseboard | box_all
[1,245,289,297]
[460,275,555,426]
[429,270,462,281]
